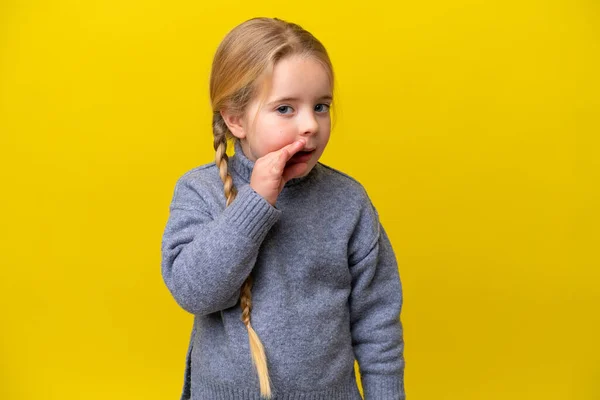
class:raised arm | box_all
[161,175,281,315]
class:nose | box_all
[299,109,319,136]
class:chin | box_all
[299,165,315,177]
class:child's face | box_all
[238,55,333,177]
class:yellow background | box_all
[1,0,598,399]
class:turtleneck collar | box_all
[229,140,319,187]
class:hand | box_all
[250,139,308,206]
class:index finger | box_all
[277,139,306,163]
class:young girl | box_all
[161,17,406,400]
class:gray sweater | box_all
[161,141,406,399]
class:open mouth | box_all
[287,149,315,165]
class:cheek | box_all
[320,115,332,129]
[260,118,297,150]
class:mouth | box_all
[287,148,316,165]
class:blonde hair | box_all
[209,17,334,398]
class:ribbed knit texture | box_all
[192,377,362,400]
[161,141,406,399]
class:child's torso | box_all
[186,161,369,398]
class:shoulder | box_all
[315,163,382,257]
[317,162,364,188]
[177,162,219,187]
[315,162,373,209]
[169,162,224,210]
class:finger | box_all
[277,140,306,164]
[260,139,306,167]
[271,140,304,177]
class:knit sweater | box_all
[161,141,406,400]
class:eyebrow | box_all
[266,95,333,106]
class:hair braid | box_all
[213,113,238,206]
[212,112,272,398]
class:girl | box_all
[161,17,406,400]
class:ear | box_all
[220,109,246,140]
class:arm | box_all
[161,175,281,315]
[348,201,406,399]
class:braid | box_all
[212,112,272,398]
[213,113,238,206]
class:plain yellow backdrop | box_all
[1,0,598,399]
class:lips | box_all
[287,149,315,165]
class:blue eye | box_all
[315,104,330,113]
[276,105,293,114]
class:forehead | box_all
[264,55,332,100]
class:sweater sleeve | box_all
[160,175,281,316]
[348,199,406,400]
